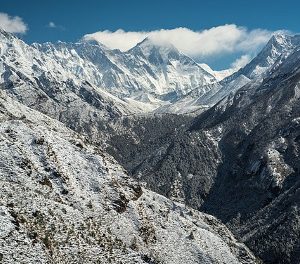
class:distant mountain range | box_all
[2,29,300,115]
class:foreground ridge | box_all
[0,91,257,263]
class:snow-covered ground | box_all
[0,90,257,263]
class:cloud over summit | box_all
[83,25,273,61]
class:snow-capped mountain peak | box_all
[129,37,180,60]
[233,33,300,80]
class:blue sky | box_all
[0,0,298,69]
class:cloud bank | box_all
[0,12,27,34]
[83,25,273,60]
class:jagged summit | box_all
[269,32,300,47]
[129,37,180,59]
[233,33,300,79]
[79,37,110,49]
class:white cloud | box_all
[47,21,65,31]
[83,25,273,59]
[231,54,252,70]
[84,29,145,51]
[48,21,56,28]
[0,12,27,34]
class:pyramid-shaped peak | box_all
[267,32,300,49]
[132,37,179,55]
